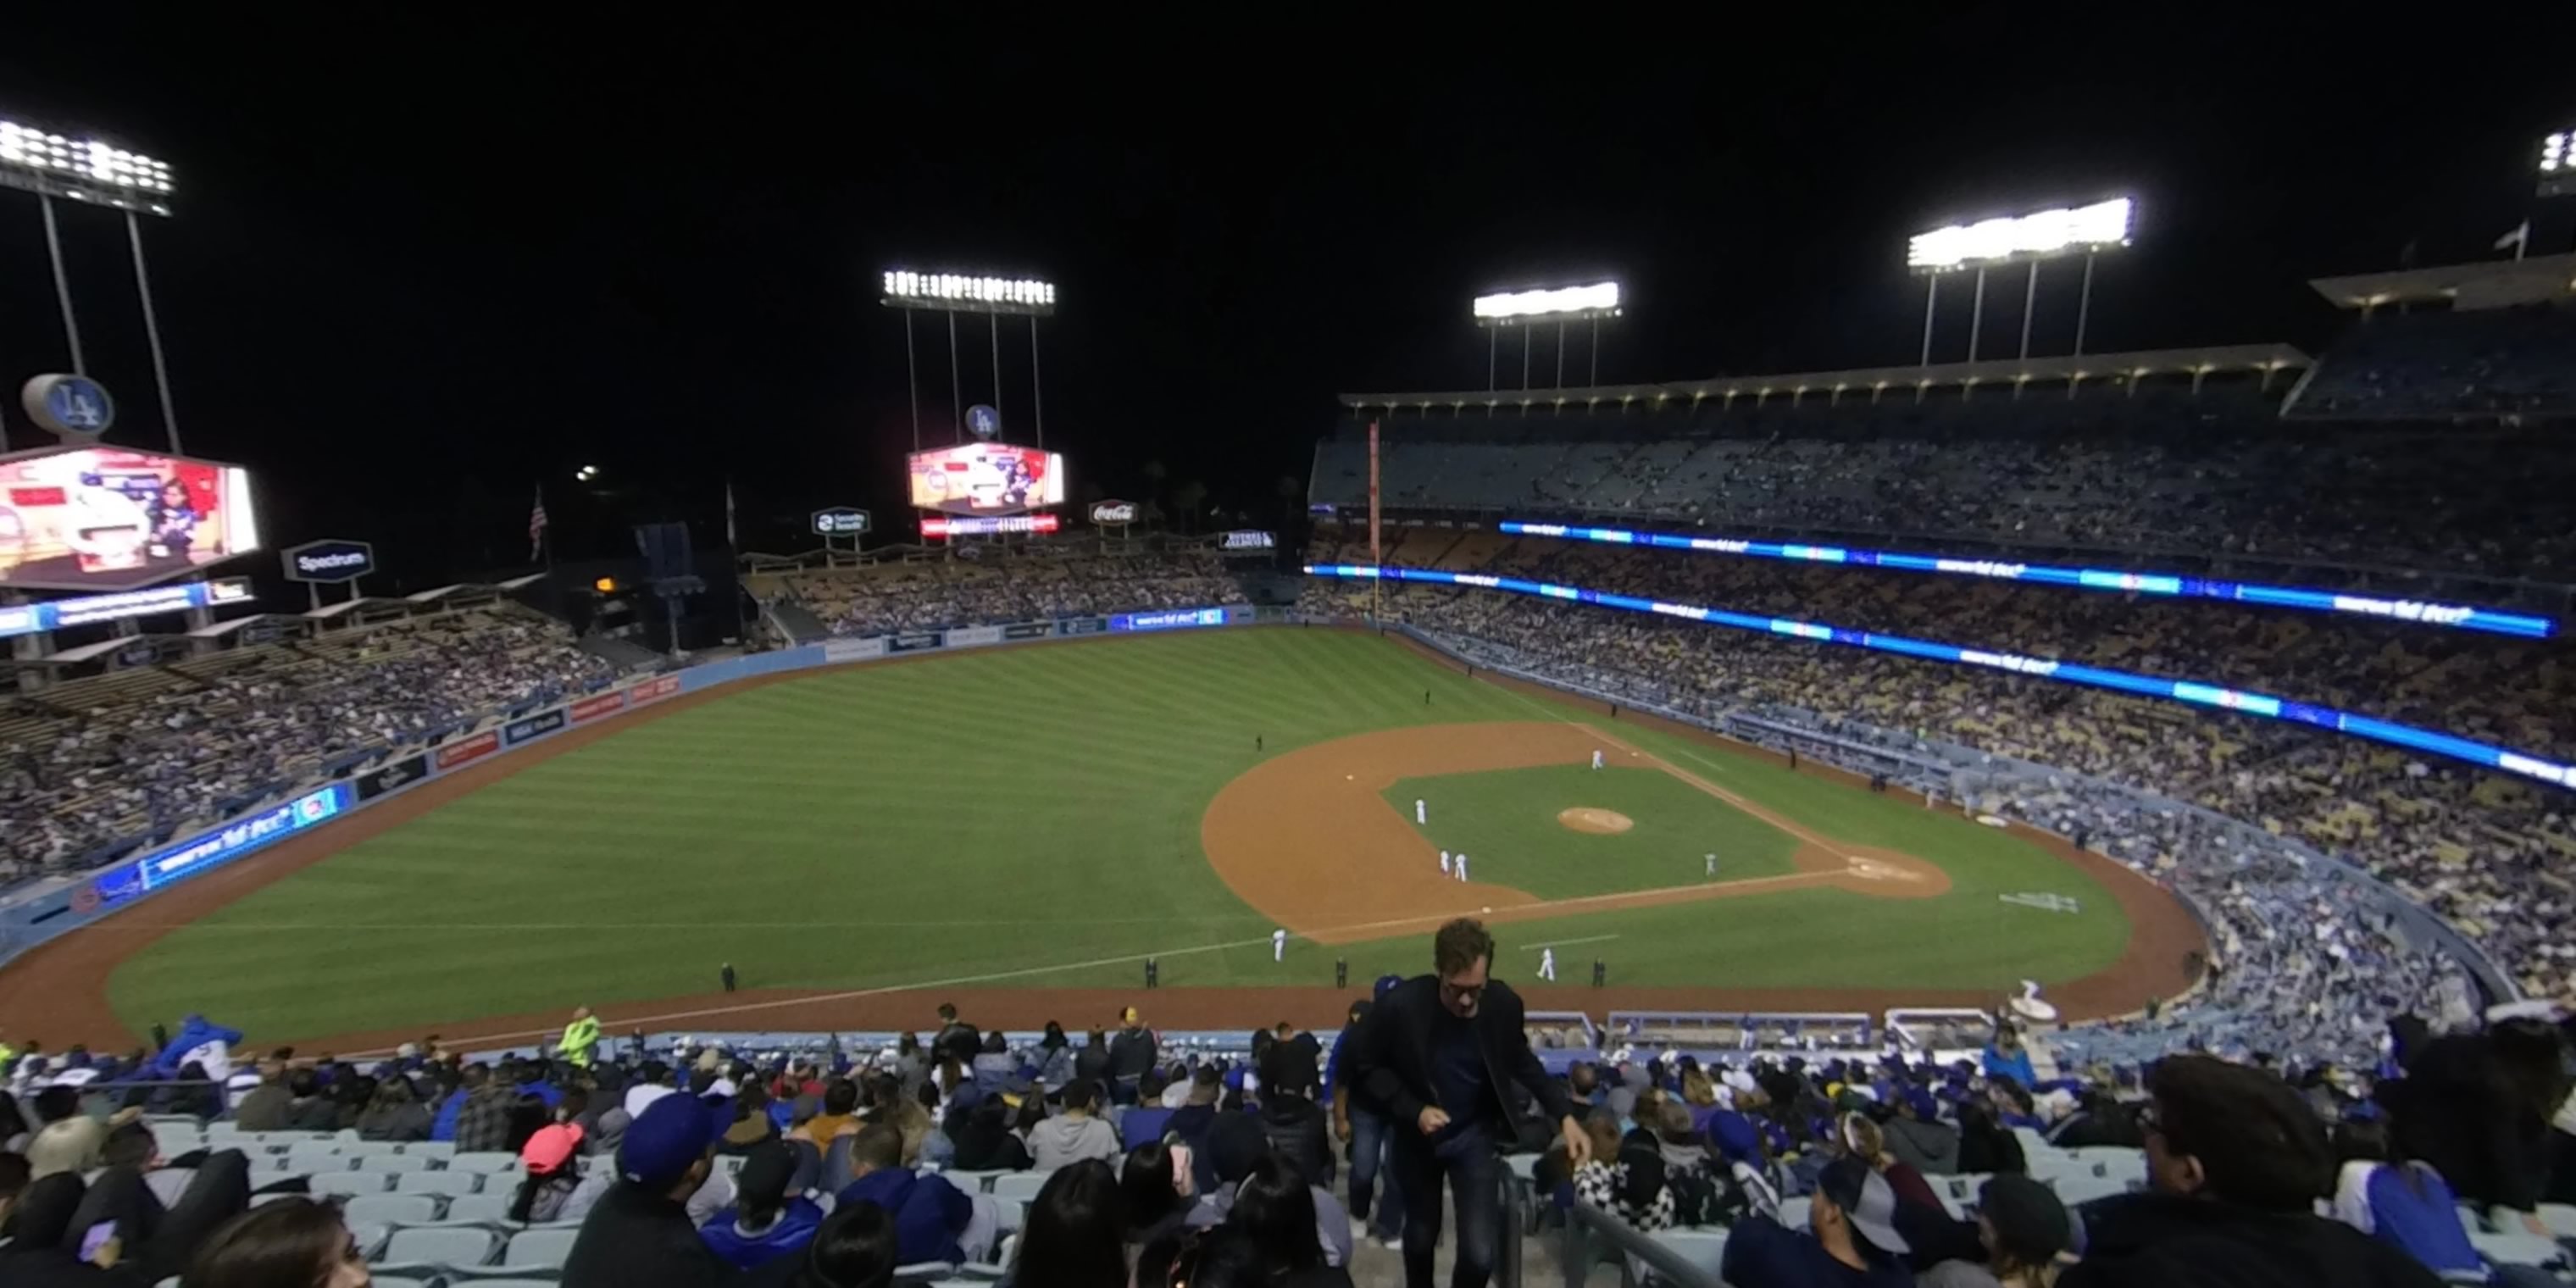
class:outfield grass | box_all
[104,629,2132,1037]
[1382,764,1801,899]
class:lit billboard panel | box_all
[907,442,1065,515]
[0,447,259,591]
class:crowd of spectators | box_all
[8,925,2575,1288]
[1312,391,2576,587]
[0,609,622,890]
[771,548,1250,639]
[2290,306,2576,422]
[1299,529,2576,1017]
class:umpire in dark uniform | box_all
[1347,918,1588,1288]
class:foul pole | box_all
[1368,419,1382,622]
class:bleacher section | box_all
[769,547,1250,637]
[1313,377,2576,593]
[0,608,625,890]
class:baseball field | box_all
[1,627,2202,1052]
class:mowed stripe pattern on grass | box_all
[103,630,1541,1039]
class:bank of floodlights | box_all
[1471,280,1621,391]
[1908,197,2134,365]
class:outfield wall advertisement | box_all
[0,611,1264,963]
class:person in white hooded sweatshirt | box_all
[1027,1079,1121,1172]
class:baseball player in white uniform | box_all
[1540,947,1557,981]
[1415,798,1427,824]
[1272,928,1287,962]
[1706,852,1718,878]
[1455,854,1469,882]
[1440,850,1452,875]
[1591,749,1605,770]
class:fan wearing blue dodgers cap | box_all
[560,1091,741,1288]
[1720,1155,1912,1287]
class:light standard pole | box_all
[0,119,180,448]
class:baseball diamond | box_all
[0,625,2200,1052]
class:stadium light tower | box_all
[880,271,1058,452]
[1907,197,2133,365]
[0,116,182,452]
[1472,280,1621,391]
[2538,129,2575,200]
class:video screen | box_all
[908,442,1066,515]
[0,447,259,591]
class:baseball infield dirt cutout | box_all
[0,627,2207,1053]
[1200,720,1951,948]
[1557,808,1634,835]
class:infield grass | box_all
[104,628,2131,1038]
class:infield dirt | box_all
[0,627,2204,1055]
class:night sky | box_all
[0,12,2567,589]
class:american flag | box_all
[528,485,548,562]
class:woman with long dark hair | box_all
[180,1197,368,1288]
[1119,1141,1191,1247]
[755,1199,898,1288]
[1222,1155,1349,1286]
[1002,1159,1127,1288]
[354,1078,430,1143]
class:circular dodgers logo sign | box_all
[965,403,1001,441]
[20,374,115,441]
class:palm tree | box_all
[1171,479,1208,534]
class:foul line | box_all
[1522,934,1622,951]
[331,869,1842,1058]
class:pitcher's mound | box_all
[1557,808,1634,835]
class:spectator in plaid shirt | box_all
[455,1064,522,1153]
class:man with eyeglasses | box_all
[2059,1054,2441,1288]
[1349,918,1588,1288]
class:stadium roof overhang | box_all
[2308,253,2576,312]
[184,613,312,641]
[1338,342,2310,413]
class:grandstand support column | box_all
[1521,325,1531,390]
[2074,250,2097,356]
[946,309,963,444]
[1554,321,1565,389]
[1918,275,1939,367]
[988,312,1002,425]
[125,211,181,453]
[1589,316,1599,385]
[38,195,86,375]
[2018,259,2040,361]
[1967,266,1987,362]
[905,310,921,453]
[1487,329,1497,391]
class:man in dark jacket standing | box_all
[1107,1007,1159,1102]
[2060,1054,2441,1288]
[1349,918,1588,1288]
[1257,1046,1335,1186]
[563,1091,738,1287]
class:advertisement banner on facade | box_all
[1059,617,1108,636]
[569,691,628,723]
[353,754,430,802]
[891,631,943,653]
[628,674,680,704]
[1003,622,1051,641]
[503,708,568,746]
[823,637,889,663]
[435,730,501,770]
[946,625,1003,647]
